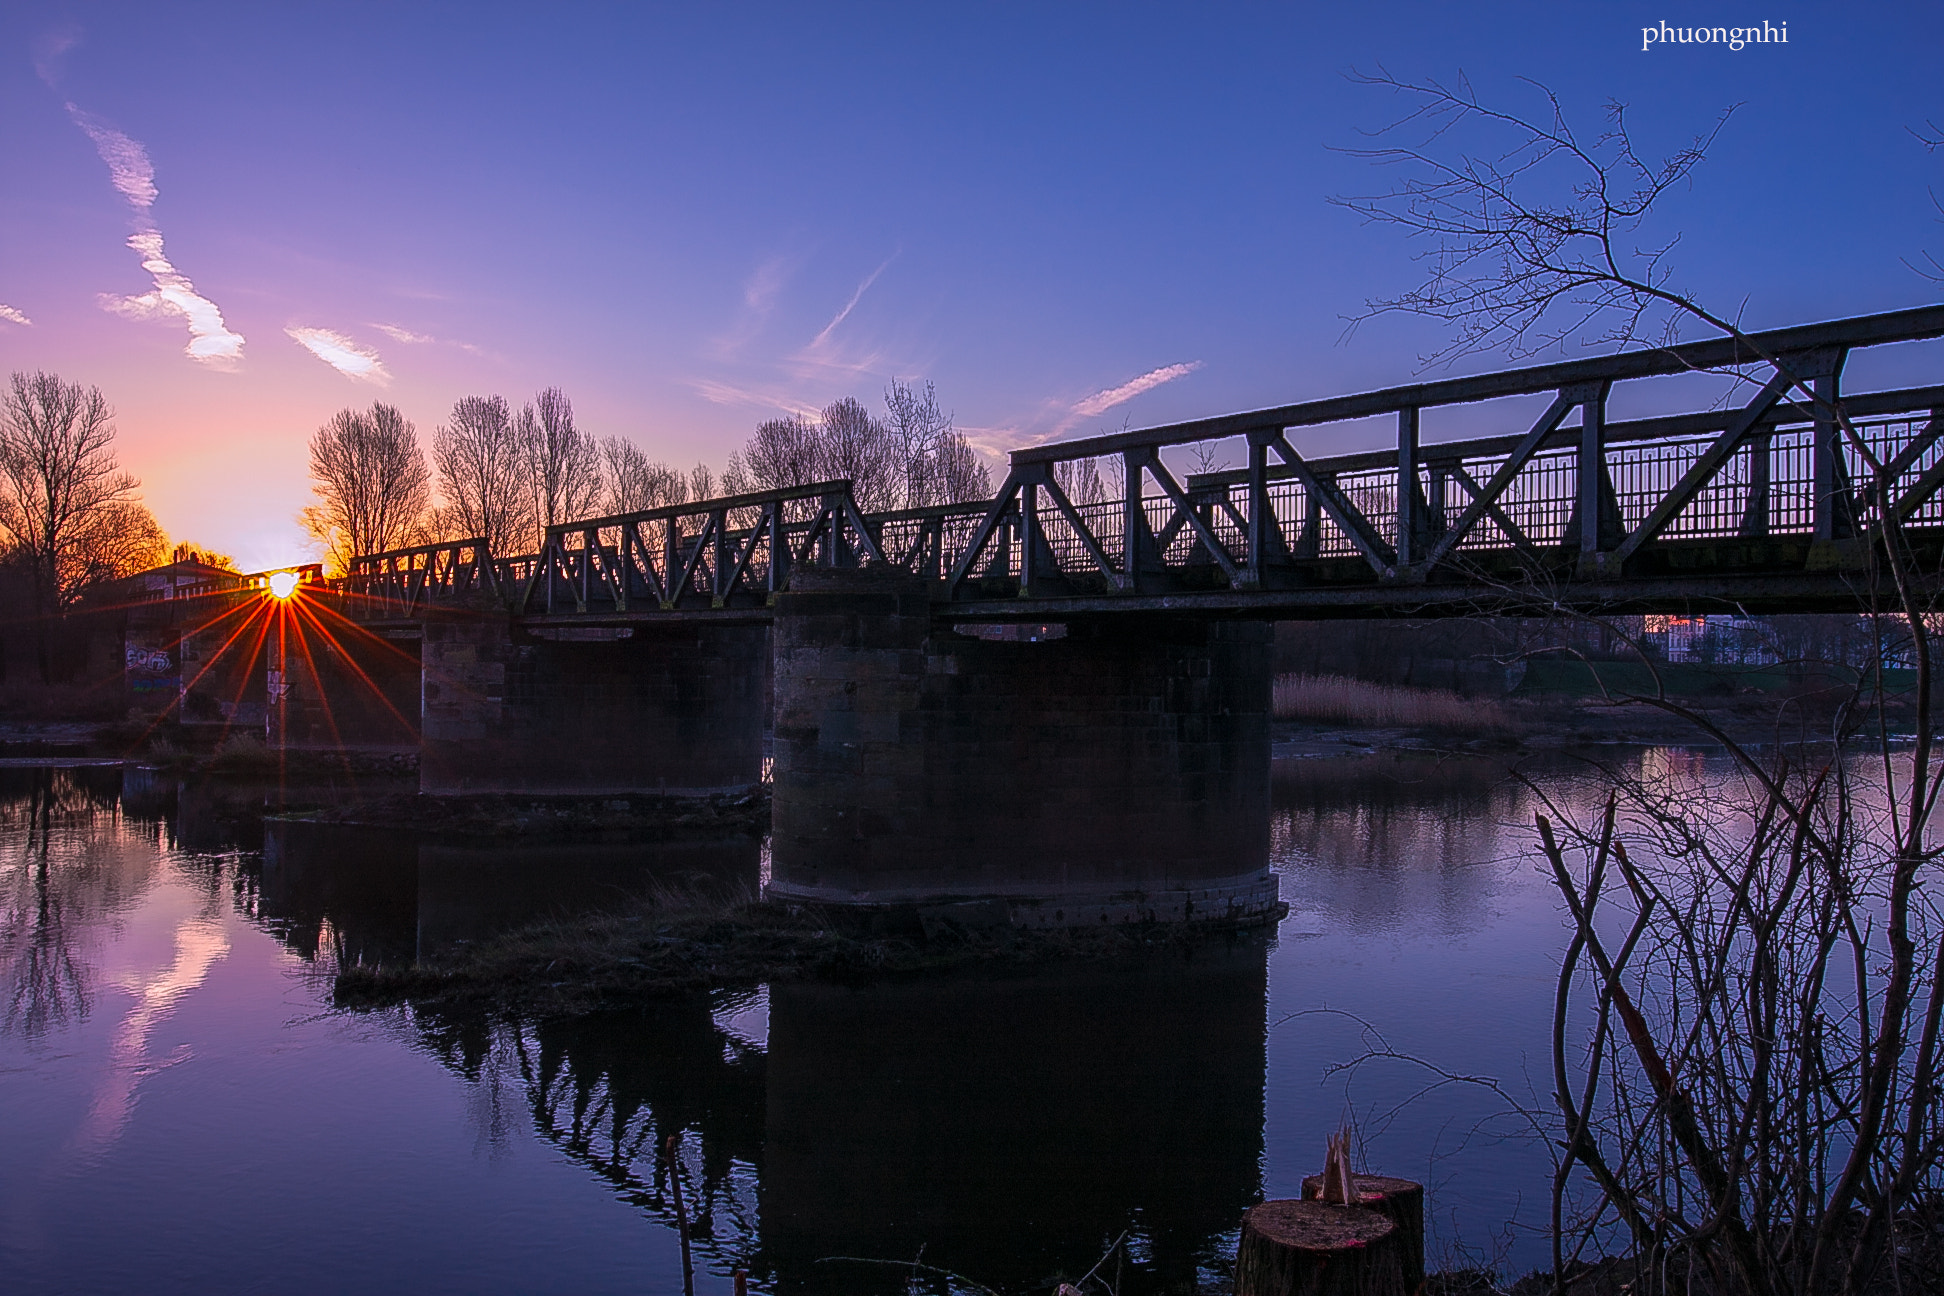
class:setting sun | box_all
[266,570,299,599]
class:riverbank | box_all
[1272,677,1918,760]
[333,889,1284,1015]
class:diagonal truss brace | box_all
[1416,386,1591,574]
[1124,446,1242,584]
[1262,432,1395,575]
[1611,348,1844,564]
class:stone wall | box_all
[770,567,1277,923]
[419,617,766,795]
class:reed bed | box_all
[1272,673,1523,734]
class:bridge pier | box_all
[769,568,1279,925]
[419,615,766,795]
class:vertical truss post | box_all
[1244,430,1289,588]
[1122,448,1161,591]
[1425,460,1451,541]
[1738,430,1772,538]
[1293,479,1322,559]
[578,530,594,610]
[1019,470,1043,591]
[712,508,731,602]
[1571,381,1621,574]
[1395,407,1422,566]
[820,493,853,566]
[1812,357,1852,541]
[766,504,791,594]
[663,518,681,607]
[1576,385,1605,555]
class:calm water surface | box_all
[0,752,1697,1294]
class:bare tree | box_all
[598,437,687,515]
[884,379,992,507]
[0,373,166,675]
[814,396,896,511]
[521,387,602,535]
[432,395,535,556]
[687,462,716,503]
[301,401,432,572]
[1053,457,1111,505]
[69,501,166,590]
[728,384,990,512]
[1339,74,1944,1295]
[170,542,235,571]
[729,415,822,496]
[1335,70,1737,363]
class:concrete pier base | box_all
[769,567,1278,924]
[419,616,767,795]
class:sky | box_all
[1,2,1940,571]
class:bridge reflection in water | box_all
[394,949,1269,1296]
[251,818,1268,1294]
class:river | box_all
[0,749,1694,1294]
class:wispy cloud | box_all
[372,323,433,344]
[709,254,798,360]
[809,256,895,350]
[746,256,790,315]
[287,327,391,383]
[66,103,245,368]
[0,304,30,327]
[1071,362,1204,419]
[100,232,245,366]
[67,108,156,209]
[689,377,819,417]
[32,25,81,86]
[371,321,485,355]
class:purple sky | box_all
[1,2,1939,570]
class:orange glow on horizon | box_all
[266,571,300,599]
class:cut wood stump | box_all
[1301,1173,1424,1293]
[1234,1199,1407,1296]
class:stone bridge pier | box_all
[418,616,767,795]
[769,568,1279,925]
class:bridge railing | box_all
[514,480,884,615]
[342,539,502,618]
[939,305,1944,597]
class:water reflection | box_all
[260,821,763,967]
[761,948,1267,1294]
[1,768,154,1037]
[1,752,1747,1292]
[403,941,1268,1296]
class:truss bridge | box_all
[341,305,1944,627]
[151,305,1944,926]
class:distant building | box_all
[1642,614,1780,665]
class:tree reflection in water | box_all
[0,768,143,1037]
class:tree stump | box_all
[1301,1173,1424,1293]
[1234,1199,1407,1296]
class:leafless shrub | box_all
[1338,71,1944,1294]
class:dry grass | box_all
[1273,673,1524,734]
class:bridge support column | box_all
[419,615,766,795]
[769,568,1279,925]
